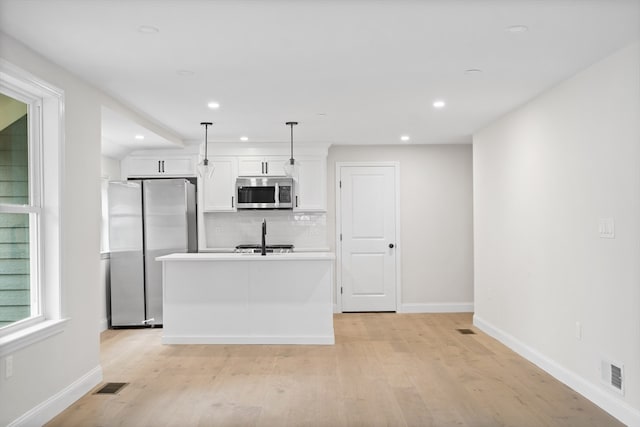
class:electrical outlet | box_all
[5,355,13,379]
[598,218,615,239]
[575,321,582,340]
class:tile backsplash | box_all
[203,211,327,250]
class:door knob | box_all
[389,243,395,248]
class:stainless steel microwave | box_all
[235,176,294,209]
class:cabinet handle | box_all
[162,160,165,173]
[295,195,298,208]
[231,196,234,208]
[261,162,265,174]
[158,160,161,173]
[265,162,268,174]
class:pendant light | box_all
[283,121,299,177]
[197,121,215,179]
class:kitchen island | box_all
[156,252,335,345]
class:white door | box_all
[339,165,397,312]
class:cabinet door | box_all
[237,157,265,176]
[202,157,237,211]
[125,158,164,176]
[264,156,288,176]
[294,156,326,211]
[162,157,195,176]
[124,156,195,177]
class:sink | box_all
[234,244,294,254]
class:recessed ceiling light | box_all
[433,100,446,109]
[135,135,145,140]
[207,102,220,109]
[177,69,195,77]
[400,135,410,142]
[240,136,249,142]
[506,25,528,33]
[138,25,159,34]
[465,69,483,75]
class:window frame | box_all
[0,59,66,356]
[0,85,43,329]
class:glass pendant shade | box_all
[197,158,215,179]
[283,157,298,177]
[199,121,214,179]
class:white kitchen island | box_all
[156,252,335,345]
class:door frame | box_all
[335,162,402,313]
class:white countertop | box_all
[157,252,335,262]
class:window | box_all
[0,92,34,328]
[0,59,64,353]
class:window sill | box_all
[0,318,69,357]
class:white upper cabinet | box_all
[294,156,326,212]
[237,156,288,176]
[201,157,237,212]
[123,156,195,178]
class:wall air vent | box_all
[601,359,624,395]
[611,365,623,390]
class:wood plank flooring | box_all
[46,313,623,427]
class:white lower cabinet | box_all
[294,156,326,211]
[201,157,237,211]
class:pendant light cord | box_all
[289,123,294,162]
[201,122,213,165]
[285,121,298,165]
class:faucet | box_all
[261,219,267,256]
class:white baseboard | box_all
[473,315,640,427]
[8,365,103,427]
[98,318,108,332]
[399,302,474,313]
[162,335,335,345]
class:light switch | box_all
[598,218,615,239]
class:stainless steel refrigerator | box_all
[108,179,196,327]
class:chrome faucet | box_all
[261,219,267,256]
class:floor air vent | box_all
[456,328,476,335]
[94,382,128,395]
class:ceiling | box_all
[0,0,638,158]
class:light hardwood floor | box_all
[47,313,623,427]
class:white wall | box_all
[473,43,640,425]
[101,155,121,180]
[0,33,173,426]
[327,145,474,311]
[98,156,120,331]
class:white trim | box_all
[162,335,335,345]
[400,303,474,313]
[473,315,640,427]
[7,365,103,427]
[0,319,69,357]
[334,162,402,313]
[98,318,108,332]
